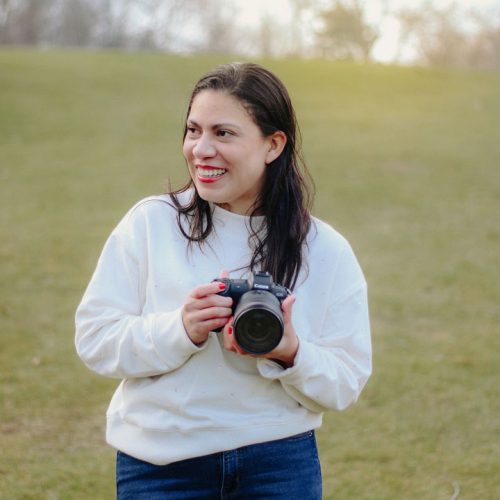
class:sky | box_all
[231,0,500,62]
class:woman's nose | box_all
[193,133,216,159]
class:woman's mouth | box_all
[196,166,227,182]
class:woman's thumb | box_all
[281,294,296,323]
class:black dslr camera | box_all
[213,272,290,355]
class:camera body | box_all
[213,271,290,354]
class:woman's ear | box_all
[265,131,287,165]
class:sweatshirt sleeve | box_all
[75,204,206,379]
[257,242,372,413]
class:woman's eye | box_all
[217,130,232,138]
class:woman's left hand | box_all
[221,294,299,368]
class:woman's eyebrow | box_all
[187,119,242,132]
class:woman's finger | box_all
[189,281,227,299]
[190,306,232,323]
[281,294,296,324]
[184,294,232,314]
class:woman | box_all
[75,62,372,499]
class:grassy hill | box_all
[1,48,499,498]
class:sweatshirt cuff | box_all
[149,308,207,367]
[257,339,316,384]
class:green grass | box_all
[1,49,499,499]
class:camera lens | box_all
[233,291,283,354]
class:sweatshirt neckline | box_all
[211,203,266,227]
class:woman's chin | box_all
[195,187,226,206]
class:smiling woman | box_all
[75,62,372,499]
[171,63,313,291]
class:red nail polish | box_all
[218,282,226,290]
[228,326,233,335]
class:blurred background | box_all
[1,0,499,68]
[1,1,499,499]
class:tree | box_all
[396,3,500,70]
[467,10,500,70]
[131,0,192,52]
[50,0,98,47]
[288,0,320,57]
[0,0,17,43]
[197,0,239,54]
[316,0,378,61]
[0,0,52,45]
[258,15,274,58]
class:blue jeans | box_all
[116,431,322,499]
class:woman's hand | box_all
[182,280,233,346]
[222,294,299,368]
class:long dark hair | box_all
[170,62,314,290]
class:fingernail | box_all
[228,326,233,335]
[218,283,226,290]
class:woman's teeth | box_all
[198,167,226,178]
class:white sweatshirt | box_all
[75,193,372,465]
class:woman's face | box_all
[183,90,285,215]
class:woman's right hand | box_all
[182,281,233,345]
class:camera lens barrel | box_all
[233,290,283,354]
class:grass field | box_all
[1,49,499,499]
